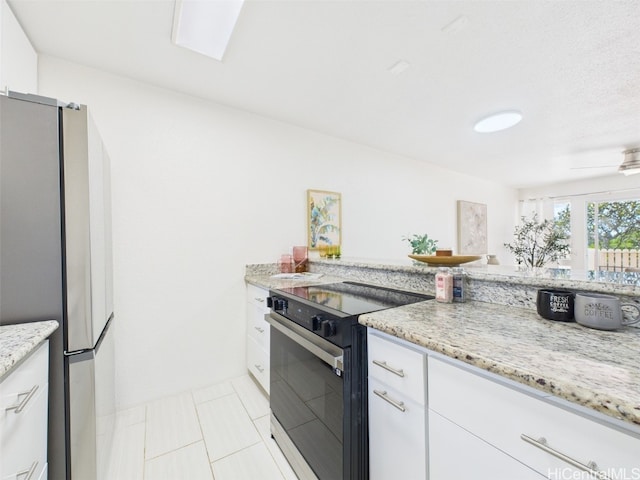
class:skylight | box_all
[171,0,245,61]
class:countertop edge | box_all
[359,314,640,428]
[0,320,59,380]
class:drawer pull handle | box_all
[521,434,610,480]
[373,389,406,412]
[6,385,39,414]
[254,364,264,373]
[255,297,264,303]
[16,460,38,480]
[254,326,265,333]
[372,360,405,377]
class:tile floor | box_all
[107,374,298,480]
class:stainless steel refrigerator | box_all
[0,92,115,480]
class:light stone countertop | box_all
[359,300,640,427]
[245,273,346,291]
[0,321,59,380]
[247,263,640,428]
[309,257,640,297]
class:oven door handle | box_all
[266,312,344,373]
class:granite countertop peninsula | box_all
[246,259,640,428]
[309,257,640,297]
[0,320,59,380]
[359,301,640,428]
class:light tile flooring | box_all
[107,375,298,480]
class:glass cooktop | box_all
[277,281,433,316]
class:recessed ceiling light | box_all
[473,110,523,133]
[172,0,244,61]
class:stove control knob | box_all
[321,319,337,337]
[311,314,323,331]
[271,297,288,312]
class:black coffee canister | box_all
[536,289,575,322]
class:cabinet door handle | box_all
[254,326,265,333]
[521,434,610,480]
[372,359,405,377]
[373,389,406,412]
[255,297,264,303]
[254,364,264,373]
[16,460,38,480]
[6,385,39,414]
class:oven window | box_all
[270,326,346,479]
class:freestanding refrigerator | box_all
[0,92,115,480]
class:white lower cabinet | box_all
[246,283,270,393]
[428,355,640,480]
[369,377,427,480]
[0,341,49,480]
[367,327,640,480]
[367,330,427,480]
[429,410,543,479]
[246,336,269,390]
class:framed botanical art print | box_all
[307,189,341,250]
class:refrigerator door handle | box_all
[64,348,91,357]
[64,313,114,356]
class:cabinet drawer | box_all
[1,342,50,480]
[368,376,427,480]
[429,410,544,480]
[0,342,49,410]
[247,284,269,314]
[1,387,48,480]
[247,336,269,394]
[247,306,270,349]
[429,356,640,477]
[368,330,426,405]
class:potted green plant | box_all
[504,213,570,268]
[403,233,438,255]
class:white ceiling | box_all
[8,0,640,188]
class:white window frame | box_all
[552,189,640,271]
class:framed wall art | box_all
[307,189,341,250]
[457,200,488,254]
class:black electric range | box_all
[266,281,433,480]
[268,281,433,347]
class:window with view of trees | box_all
[587,199,640,271]
[525,190,640,272]
[549,197,640,271]
[554,202,571,241]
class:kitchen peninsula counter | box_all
[307,257,640,304]
[359,300,640,428]
[0,320,59,380]
[245,259,640,428]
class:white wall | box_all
[0,0,37,93]
[38,55,518,408]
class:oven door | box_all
[267,311,348,480]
